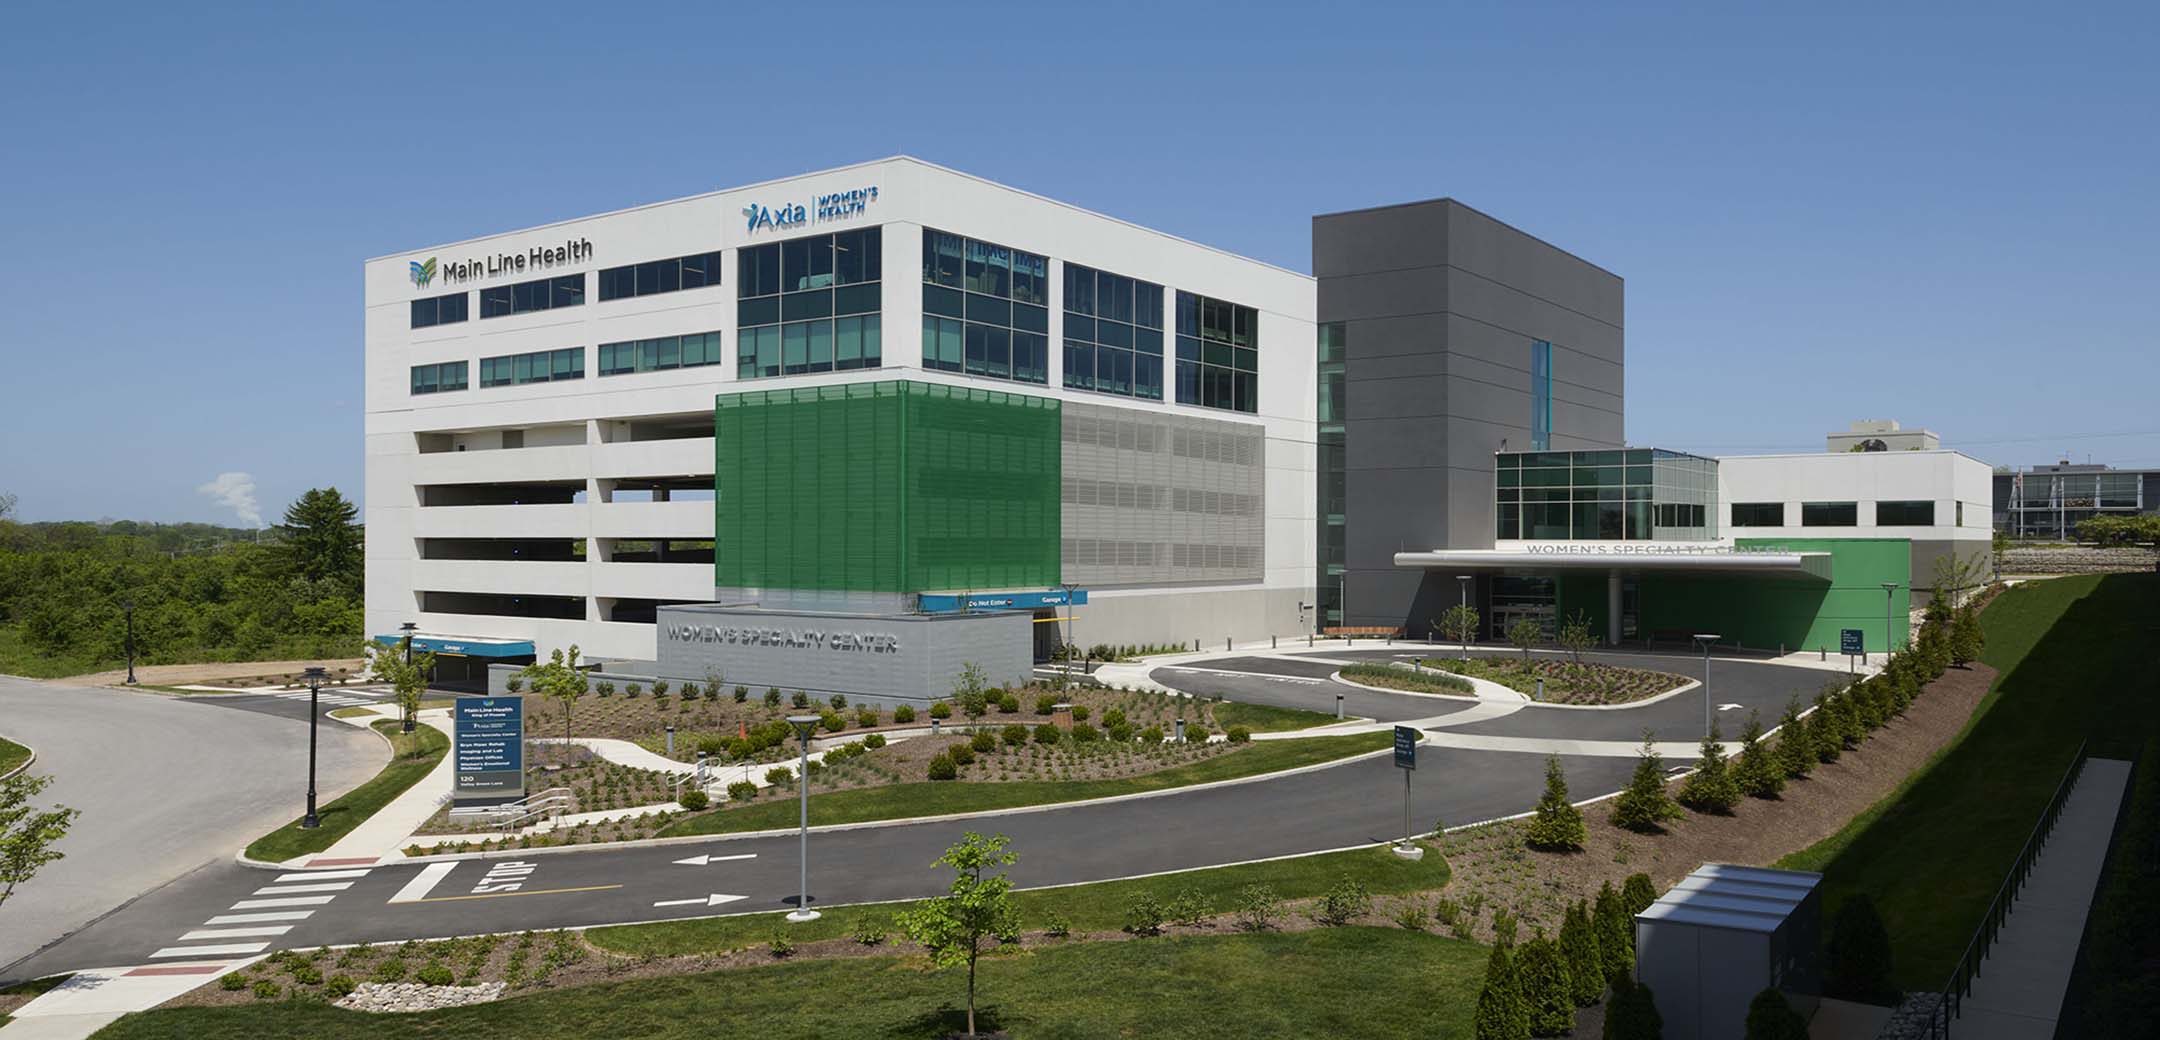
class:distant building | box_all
[1993,461,2157,538]
[1827,419,1940,453]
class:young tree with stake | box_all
[901,831,1019,1038]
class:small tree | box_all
[1774,696,1813,779]
[1557,609,1597,664]
[1611,733,1682,832]
[1620,873,1658,917]
[1827,894,1897,1005]
[1560,900,1605,1007]
[1441,604,1482,649]
[1678,723,1741,814]
[1,772,80,912]
[1807,693,1843,763]
[1593,881,1633,978]
[951,661,991,718]
[899,832,1019,1039]
[1507,617,1544,669]
[520,645,590,747]
[1733,710,1785,799]
[1950,602,1985,666]
[1744,986,1809,1040]
[1604,974,1664,1040]
[1525,755,1587,850]
[1475,941,1532,1040]
[1516,936,1574,1037]
[368,637,435,734]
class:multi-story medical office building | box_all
[366,158,1989,681]
[1993,461,2156,539]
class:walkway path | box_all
[310,708,456,864]
[1947,757,2132,1039]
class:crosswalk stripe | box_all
[252,882,352,895]
[274,869,371,882]
[180,925,292,940]
[389,861,459,904]
[204,911,314,925]
[151,942,270,958]
[231,895,336,909]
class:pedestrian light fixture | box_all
[1691,634,1719,738]
[301,666,329,828]
[785,714,821,922]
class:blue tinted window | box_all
[736,229,882,380]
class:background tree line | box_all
[0,488,364,677]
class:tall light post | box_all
[398,621,420,732]
[785,714,820,922]
[122,598,138,685]
[1881,582,1901,662]
[1692,634,1719,738]
[300,665,328,828]
[1456,574,1474,651]
[1058,582,1079,684]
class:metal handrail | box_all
[1924,740,2089,1039]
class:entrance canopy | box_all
[1393,547,1832,582]
[370,633,537,658]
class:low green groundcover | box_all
[1417,656,1686,705]
[244,721,446,864]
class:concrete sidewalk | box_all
[0,956,265,1039]
[1945,757,2132,1039]
[307,708,456,865]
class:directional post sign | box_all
[454,696,525,807]
[1394,725,1418,770]
[1840,628,1866,656]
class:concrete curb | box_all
[1325,669,1485,703]
[0,739,35,783]
[230,711,450,873]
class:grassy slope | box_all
[1209,700,1341,732]
[243,721,447,863]
[0,736,29,776]
[657,730,1396,839]
[1777,574,2158,989]
[93,927,1484,1040]
[592,840,1449,956]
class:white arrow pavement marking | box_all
[1718,703,1745,711]
[652,894,750,908]
[673,853,758,867]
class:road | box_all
[0,677,382,978]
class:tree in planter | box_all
[1474,941,1531,1040]
[899,832,1019,1040]
[1611,733,1682,832]
[518,646,590,749]
[1556,609,1597,665]
[1827,894,1897,1005]
[1593,881,1633,978]
[1441,604,1482,650]
[1506,617,1544,670]
[1515,935,1574,1036]
[1732,710,1785,799]
[1677,722,1741,814]
[1525,755,1587,850]
[368,637,435,734]
[1,772,80,912]
[1744,986,1809,1040]
[1559,900,1605,1007]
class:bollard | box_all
[1779,643,1785,657]
[1174,718,1186,743]
[1535,679,1544,702]
[931,718,941,736]
[1820,645,1826,661]
[1308,633,1314,647]
[1193,639,1200,653]
[1272,635,1277,649]
[1226,637,1232,652]
[1335,693,1344,719]
[665,724,676,757]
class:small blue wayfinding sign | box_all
[454,696,525,807]
[1840,628,1865,656]
[1394,725,1418,770]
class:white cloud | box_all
[196,471,263,527]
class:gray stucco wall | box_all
[1314,199,1624,630]
[646,604,1033,706]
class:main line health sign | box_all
[454,696,525,807]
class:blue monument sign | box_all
[454,696,525,807]
[1840,628,1865,657]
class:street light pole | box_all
[301,665,327,828]
[1693,634,1720,739]
[123,599,137,685]
[1881,582,1901,664]
[786,714,820,922]
[1456,575,1474,652]
[1058,582,1079,685]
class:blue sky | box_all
[2,1,2154,525]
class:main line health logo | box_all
[409,256,437,288]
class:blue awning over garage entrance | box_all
[370,633,536,658]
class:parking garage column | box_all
[1607,569,1622,645]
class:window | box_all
[409,360,468,395]
[479,274,585,318]
[1802,501,1859,527]
[1731,502,1786,527]
[736,228,881,380]
[1063,262,1164,400]
[1876,500,1936,526]
[478,348,584,388]
[410,292,468,329]
[1530,340,1553,450]
[1494,448,1718,541]
[597,251,723,301]
[921,229,1048,384]
[598,332,726,376]
[1174,290,1258,413]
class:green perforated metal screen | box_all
[714,380,1061,592]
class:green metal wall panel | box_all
[1554,573,1611,642]
[714,380,1057,593]
[1635,539,1911,653]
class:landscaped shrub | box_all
[1002,724,1029,747]
[790,690,810,709]
[819,710,845,733]
[971,730,997,753]
[829,693,848,711]
[764,767,794,785]
[251,979,282,1000]
[651,680,670,699]
[735,685,750,703]
[1183,721,1209,743]
[1621,873,1657,917]
[678,789,709,811]
[1734,711,1785,799]
[1604,975,1664,1040]
[371,958,408,983]
[1745,986,1809,1040]
[595,680,614,698]
[1123,893,1167,935]
[1034,723,1062,745]
[1560,901,1604,1006]
[930,701,953,720]
[416,961,454,986]
[1138,725,1164,744]
[504,677,523,694]
[623,682,640,699]
[1775,696,1814,779]
[1611,734,1682,831]
[220,972,248,991]
[1108,722,1133,742]
[1594,881,1633,978]
[1312,875,1373,926]
[1492,907,1520,946]
[949,742,976,766]
[926,753,958,781]
[324,974,357,999]
[1475,941,1531,1040]
[1677,723,1741,814]
[892,704,916,724]
[767,931,794,959]
[855,706,878,728]
[763,688,781,707]
[852,919,886,946]
[1235,884,1282,932]
[1036,694,1058,715]
[728,780,757,802]
[998,691,1021,713]
[1167,887,1212,927]
[678,682,700,700]
[1102,708,1127,729]
[1526,754,1587,850]
[1071,722,1100,743]
[862,732,886,749]
[1828,894,1897,1005]
[1515,936,1574,1036]
[1226,725,1252,744]
[1044,912,1073,938]
[1071,705,1090,722]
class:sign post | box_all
[1392,726,1422,860]
[454,696,526,808]
[1840,628,1864,678]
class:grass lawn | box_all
[1208,700,1342,732]
[243,721,446,864]
[1778,574,2158,990]
[0,736,29,776]
[592,839,1449,955]
[93,927,1483,1040]
[657,730,1397,839]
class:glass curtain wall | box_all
[736,227,882,379]
[1495,449,1718,541]
[1062,263,1164,399]
[921,229,1050,384]
[1317,322,1347,627]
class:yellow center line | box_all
[410,884,623,904]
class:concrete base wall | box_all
[1075,585,1314,651]
[651,604,1032,707]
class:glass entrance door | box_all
[1489,576,1557,640]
